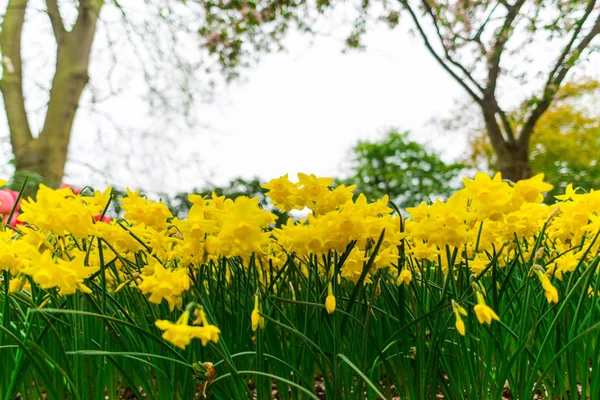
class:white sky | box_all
[171,28,467,190]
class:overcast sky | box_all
[171,27,468,190]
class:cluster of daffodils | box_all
[2,171,600,348]
[262,173,355,215]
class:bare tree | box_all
[395,0,600,181]
[1,0,102,185]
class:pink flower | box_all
[0,189,19,214]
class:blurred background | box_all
[0,0,599,209]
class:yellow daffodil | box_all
[325,282,336,314]
[251,295,264,331]
[473,291,500,325]
[20,251,97,295]
[396,269,412,286]
[155,309,220,349]
[452,300,468,336]
[139,261,191,310]
[534,268,559,304]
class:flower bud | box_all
[325,294,336,314]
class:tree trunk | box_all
[481,106,532,182]
[0,0,102,187]
[495,144,532,182]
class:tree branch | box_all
[46,0,65,43]
[398,0,483,106]
[72,0,103,43]
[486,0,525,93]
[480,99,509,156]
[473,3,499,48]
[34,0,103,183]
[519,6,600,146]
[0,0,34,162]
[422,1,514,146]
[491,98,514,145]
[484,0,526,145]
[497,0,510,10]
[420,0,485,96]
[545,0,597,94]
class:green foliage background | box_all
[339,130,465,208]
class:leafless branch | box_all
[484,0,526,145]
[398,0,484,106]
[546,0,597,93]
[46,0,65,43]
[421,0,485,95]
[520,7,600,146]
[472,3,500,53]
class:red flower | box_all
[94,214,112,223]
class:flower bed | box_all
[0,173,599,399]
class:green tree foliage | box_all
[340,130,465,208]
[467,78,600,201]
